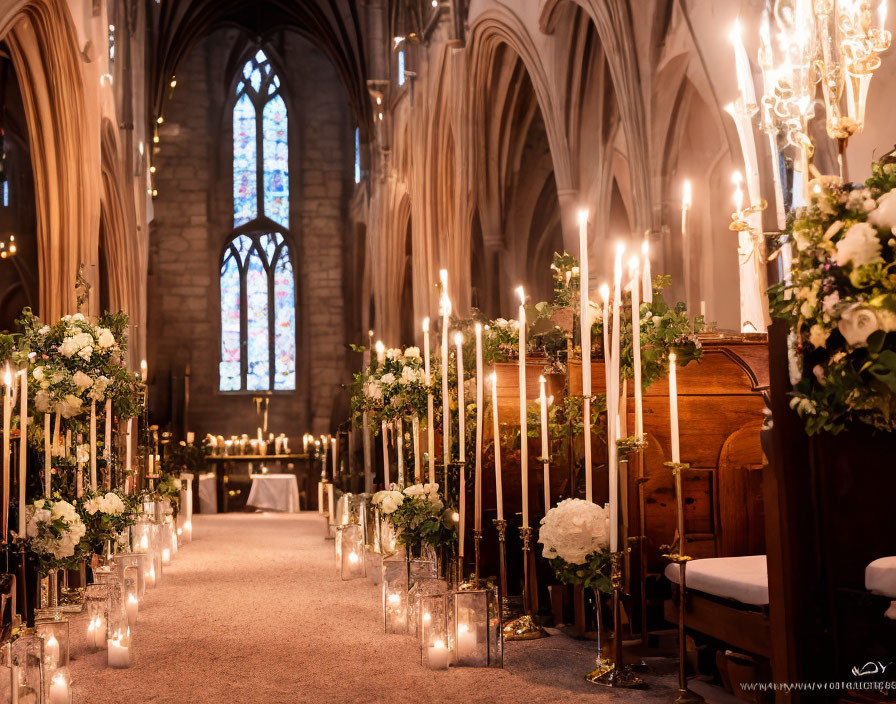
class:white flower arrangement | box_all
[772,160,896,434]
[539,498,610,565]
[371,489,405,515]
[24,499,87,563]
[82,492,126,516]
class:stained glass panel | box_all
[233,93,257,226]
[246,248,270,390]
[219,249,242,391]
[263,95,289,227]
[222,50,295,392]
[273,249,296,390]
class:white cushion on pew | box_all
[865,556,896,598]
[665,555,768,606]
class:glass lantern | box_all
[130,518,153,554]
[419,593,451,670]
[150,523,165,586]
[35,619,72,703]
[340,524,366,580]
[407,576,447,638]
[6,634,45,703]
[83,583,111,652]
[93,568,125,636]
[382,554,409,634]
[450,586,503,668]
[111,553,145,604]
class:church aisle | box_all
[69,513,676,704]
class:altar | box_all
[203,454,311,513]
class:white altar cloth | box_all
[197,472,218,514]
[246,473,300,513]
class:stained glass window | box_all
[354,128,361,184]
[220,49,296,392]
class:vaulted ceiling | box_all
[149,0,371,130]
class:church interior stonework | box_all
[0,1,894,702]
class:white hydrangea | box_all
[400,366,419,385]
[869,189,896,231]
[538,498,610,565]
[833,222,883,268]
[380,372,396,385]
[72,370,93,391]
[57,394,83,419]
[404,346,421,360]
[363,380,383,401]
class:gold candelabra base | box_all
[502,613,548,641]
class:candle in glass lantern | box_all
[456,622,477,660]
[48,671,69,704]
[423,317,436,483]
[107,630,131,668]
[578,209,593,503]
[327,482,335,522]
[126,593,138,629]
[539,376,550,512]
[45,633,60,668]
[18,369,27,536]
[517,286,529,529]
[427,639,450,670]
[473,323,483,532]
[439,270,451,469]
[669,353,681,464]
[490,373,503,521]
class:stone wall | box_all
[148,29,353,444]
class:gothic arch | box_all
[100,119,143,365]
[2,0,100,321]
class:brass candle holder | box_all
[503,526,547,641]
[586,550,646,688]
[472,528,482,586]
[662,461,704,704]
[492,518,510,621]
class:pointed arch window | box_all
[221,49,295,392]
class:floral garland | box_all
[538,498,612,592]
[371,483,458,555]
[770,158,896,434]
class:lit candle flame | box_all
[516,286,525,306]
[454,331,463,346]
[577,208,589,225]
[682,180,692,210]
[422,317,429,333]
[599,283,610,303]
[732,170,745,212]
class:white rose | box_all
[400,367,419,385]
[404,347,421,360]
[380,373,396,385]
[363,381,382,401]
[77,345,93,361]
[73,332,93,349]
[97,328,116,349]
[82,497,102,515]
[868,190,896,230]
[72,370,93,391]
[70,313,86,323]
[833,222,883,268]
[838,303,879,347]
[386,348,402,360]
[75,444,90,464]
[32,366,44,382]
[37,326,50,336]
[822,291,840,314]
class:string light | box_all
[0,235,16,259]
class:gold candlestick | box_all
[663,461,704,704]
[472,528,482,586]
[493,518,510,621]
[503,526,548,641]
[587,550,646,688]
